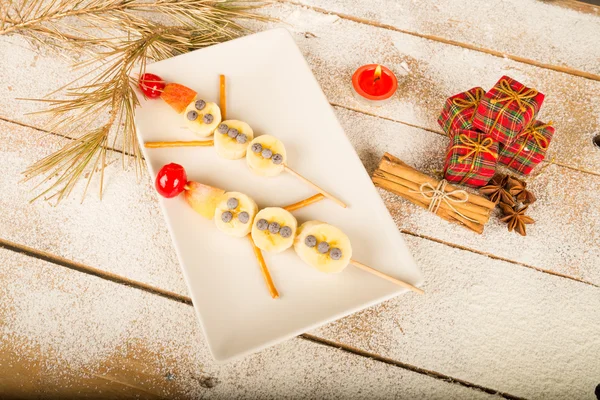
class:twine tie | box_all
[410,180,479,223]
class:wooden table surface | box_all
[1,0,600,399]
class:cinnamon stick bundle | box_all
[372,153,495,234]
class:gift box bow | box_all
[447,87,485,129]
[452,133,499,170]
[517,121,552,151]
[487,79,539,135]
[502,120,553,173]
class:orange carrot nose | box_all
[160,83,197,114]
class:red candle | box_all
[351,64,398,105]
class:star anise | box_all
[499,204,535,236]
[480,174,514,206]
[505,176,536,205]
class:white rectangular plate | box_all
[135,28,423,362]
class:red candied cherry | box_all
[139,73,165,99]
[155,163,187,198]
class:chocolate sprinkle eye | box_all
[203,114,214,124]
[195,100,206,110]
[317,241,330,254]
[256,219,269,230]
[236,134,248,144]
[329,248,342,260]
[217,124,228,134]
[228,128,239,139]
[251,143,263,153]
[279,226,292,238]
[261,148,273,159]
[186,110,198,121]
[221,211,233,223]
[226,197,238,209]
[237,211,250,224]
[268,222,280,234]
[305,235,317,247]
[272,153,283,165]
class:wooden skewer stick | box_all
[220,74,227,120]
[145,140,214,148]
[350,259,424,295]
[248,235,279,299]
[282,193,325,212]
[283,164,347,208]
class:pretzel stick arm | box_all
[282,194,325,212]
[220,74,227,120]
[145,140,214,148]
[248,235,279,299]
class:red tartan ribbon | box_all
[447,88,485,131]
[451,133,498,184]
[506,121,553,171]
[488,79,539,136]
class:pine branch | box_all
[6,0,271,203]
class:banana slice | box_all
[294,221,352,273]
[251,207,297,253]
[214,191,258,238]
[213,120,254,160]
[246,135,287,177]
[183,99,222,137]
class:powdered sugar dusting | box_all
[1,4,599,171]
[297,0,600,75]
[311,235,600,399]
[0,248,496,399]
[0,120,188,296]
[247,4,600,173]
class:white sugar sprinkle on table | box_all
[1,0,599,398]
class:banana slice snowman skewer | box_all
[154,162,423,297]
[154,162,282,298]
[139,73,346,208]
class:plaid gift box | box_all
[438,87,485,136]
[444,130,499,187]
[472,76,545,146]
[498,120,554,175]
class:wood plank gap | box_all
[0,237,193,306]
[400,230,599,288]
[330,102,445,136]
[0,115,138,158]
[299,333,526,400]
[555,0,600,15]
[280,0,600,82]
[4,109,599,288]
[330,103,600,177]
[0,235,587,396]
[3,100,599,179]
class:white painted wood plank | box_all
[2,116,599,397]
[3,98,600,293]
[2,4,600,174]
[289,0,600,75]
[0,5,599,397]
[252,5,600,173]
[0,120,189,296]
[311,235,600,400]
[0,248,496,399]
